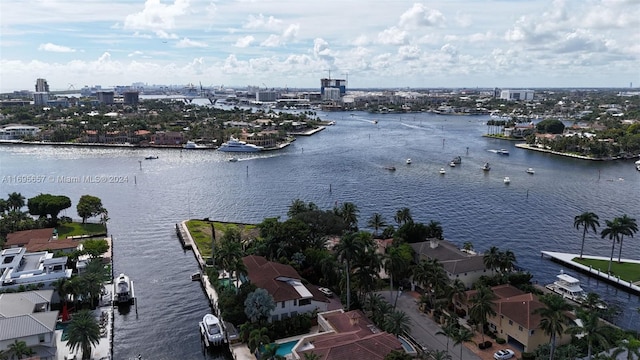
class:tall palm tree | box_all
[498,249,516,273]
[247,327,270,355]
[483,246,501,273]
[394,207,412,225]
[384,243,411,307]
[616,214,638,263]
[7,192,25,212]
[367,212,387,237]
[451,327,474,360]
[66,310,101,360]
[435,319,457,355]
[383,309,412,336]
[336,202,359,231]
[565,309,609,360]
[7,340,34,359]
[469,286,496,342]
[426,220,444,240]
[574,212,600,259]
[413,258,448,311]
[601,218,623,273]
[533,293,574,360]
[334,231,365,311]
[352,247,381,303]
[612,337,640,360]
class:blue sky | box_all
[1,0,638,92]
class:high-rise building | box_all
[35,78,49,93]
[320,78,346,96]
[96,91,115,104]
[123,91,139,105]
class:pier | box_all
[175,222,193,249]
[541,251,640,295]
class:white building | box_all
[242,255,329,322]
[0,125,40,140]
[33,92,49,106]
[0,290,58,360]
[0,248,72,291]
[322,87,341,101]
[500,89,534,101]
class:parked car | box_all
[318,287,333,297]
[494,349,515,360]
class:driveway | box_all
[379,290,481,360]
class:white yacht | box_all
[449,161,456,167]
[183,141,215,150]
[114,273,134,305]
[503,176,511,184]
[218,137,263,152]
[526,168,535,174]
[406,158,412,165]
[545,271,586,304]
[439,168,446,175]
[497,149,510,155]
[199,314,226,346]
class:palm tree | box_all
[367,212,387,237]
[383,309,412,336]
[7,340,34,359]
[450,326,474,360]
[601,218,623,273]
[616,214,638,263]
[426,220,443,239]
[394,207,412,225]
[427,349,452,360]
[334,231,366,311]
[247,327,270,355]
[533,293,574,360]
[261,343,283,360]
[303,353,321,360]
[483,246,501,273]
[612,337,640,360]
[66,310,101,360]
[469,286,496,342]
[384,243,411,308]
[574,212,600,258]
[336,202,359,231]
[498,249,516,273]
[7,192,25,212]
[435,319,458,355]
[413,258,448,311]
[565,309,609,360]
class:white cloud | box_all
[176,37,208,48]
[244,14,282,30]
[377,26,408,45]
[398,45,421,60]
[399,3,445,28]
[282,24,299,42]
[234,35,255,48]
[123,0,190,35]
[38,43,76,53]
[128,50,144,57]
[260,35,281,47]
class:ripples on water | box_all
[1,111,639,358]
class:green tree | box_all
[469,286,497,342]
[384,350,413,360]
[384,242,412,307]
[6,192,25,212]
[247,327,270,355]
[76,195,104,224]
[27,193,71,225]
[427,349,452,360]
[612,337,640,360]
[435,317,458,355]
[394,208,413,225]
[335,231,367,311]
[303,352,321,360]
[536,119,565,134]
[82,238,109,258]
[367,212,387,237]
[574,212,600,259]
[425,220,443,240]
[451,326,474,360]
[335,202,359,231]
[483,246,501,273]
[7,340,34,359]
[533,293,574,360]
[382,309,411,336]
[601,218,623,273]
[615,214,638,263]
[66,310,101,360]
[566,309,609,360]
[413,258,448,311]
[244,288,275,324]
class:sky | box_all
[1,0,639,93]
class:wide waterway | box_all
[1,110,639,359]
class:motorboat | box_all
[526,168,535,174]
[199,314,225,346]
[191,272,201,281]
[384,166,396,171]
[503,176,511,184]
[114,273,134,305]
[481,162,491,171]
[451,156,462,165]
[439,168,446,174]
[497,149,510,155]
[545,271,587,305]
[144,156,159,160]
[228,157,239,162]
[449,161,456,167]
[406,158,412,165]
[183,141,215,150]
[218,137,263,152]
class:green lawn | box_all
[573,257,640,283]
[185,220,258,260]
[56,222,107,238]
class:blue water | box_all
[1,110,638,359]
[275,340,298,356]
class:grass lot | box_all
[185,220,259,260]
[57,222,107,238]
[573,257,640,283]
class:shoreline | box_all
[515,143,623,161]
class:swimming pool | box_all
[275,340,298,356]
[55,322,70,341]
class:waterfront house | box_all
[150,131,184,146]
[242,255,329,322]
[410,239,488,289]
[0,248,72,292]
[456,284,573,352]
[0,290,58,360]
[4,228,80,253]
[291,309,406,360]
[0,124,40,140]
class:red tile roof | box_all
[242,255,309,302]
[5,228,55,247]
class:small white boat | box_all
[228,157,239,162]
[451,156,462,165]
[526,168,535,174]
[199,314,226,347]
[406,158,412,165]
[503,176,511,184]
[497,149,510,155]
[439,168,446,174]
[449,161,456,167]
[481,162,491,171]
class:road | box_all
[380,290,481,360]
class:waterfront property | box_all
[4,227,80,253]
[242,255,329,322]
[0,248,72,292]
[0,290,59,360]
[410,239,489,289]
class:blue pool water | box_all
[275,340,298,356]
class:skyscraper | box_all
[35,78,49,93]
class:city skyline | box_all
[1,0,638,93]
